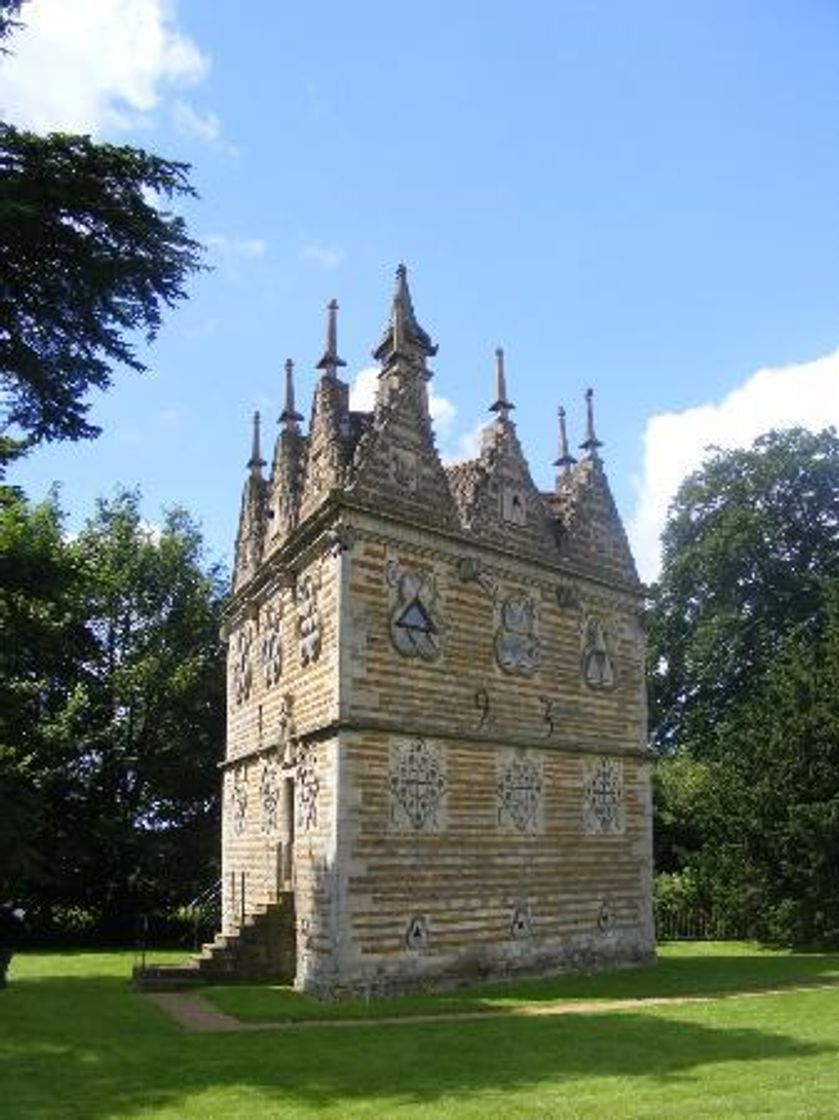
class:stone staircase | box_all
[134,892,296,991]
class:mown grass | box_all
[203,939,839,1022]
[1,945,839,1118]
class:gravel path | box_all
[144,982,839,1034]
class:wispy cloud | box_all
[302,244,345,271]
[205,233,268,261]
[627,348,839,584]
[0,0,210,134]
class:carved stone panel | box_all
[389,738,447,832]
[405,915,428,950]
[501,483,527,526]
[259,758,280,835]
[510,904,532,939]
[581,617,615,689]
[497,750,544,833]
[231,765,248,836]
[582,756,625,835]
[388,563,441,661]
[231,623,254,705]
[296,747,320,832]
[495,593,540,675]
[260,600,283,688]
[296,570,321,666]
[390,447,418,492]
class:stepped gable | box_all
[551,448,640,589]
[347,265,461,532]
[445,349,559,563]
[233,411,269,590]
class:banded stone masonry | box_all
[218,266,654,995]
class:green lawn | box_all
[203,939,839,1022]
[1,944,839,1118]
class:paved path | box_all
[145,981,839,1034]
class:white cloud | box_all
[628,348,839,584]
[302,244,344,271]
[441,421,484,465]
[348,366,378,412]
[349,366,458,441]
[0,0,209,133]
[172,99,219,141]
[205,233,268,260]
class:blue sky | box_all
[3,0,839,579]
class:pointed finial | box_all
[579,388,603,457]
[247,410,266,474]
[553,405,577,473]
[373,263,438,363]
[489,346,515,418]
[316,299,347,376]
[279,358,303,429]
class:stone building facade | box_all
[214,267,654,996]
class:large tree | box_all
[649,427,839,945]
[649,427,839,756]
[0,1,202,466]
[0,489,226,937]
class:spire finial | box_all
[489,346,515,419]
[279,358,303,430]
[579,387,603,457]
[247,410,266,474]
[316,298,346,376]
[554,405,577,474]
[373,263,438,363]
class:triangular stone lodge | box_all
[211,265,654,996]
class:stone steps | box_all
[133,891,297,990]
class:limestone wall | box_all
[221,550,341,935]
[331,732,653,994]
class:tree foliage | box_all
[0,3,203,464]
[649,427,839,756]
[649,427,839,946]
[0,489,226,937]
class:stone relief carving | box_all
[405,915,429,950]
[497,751,544,833]
[389,738,447,832]
[390,447,418,492]
[296,747,320,832]
[581,616,615,689]
[495,593,540,675]
[260,601,283,688]
[474,687,491,732]
[583,756,625,835]
[510,904,532,939]
[597,899,615,933]
[231,623,254,705]
[501,483,528,526]
[387,562,441,661]
[231,765,248,836]
[277,692,295,765]
[296,569,322,666]
[456,555,498,600]
[259,758,280,834]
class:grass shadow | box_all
[0,955,837,1118]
